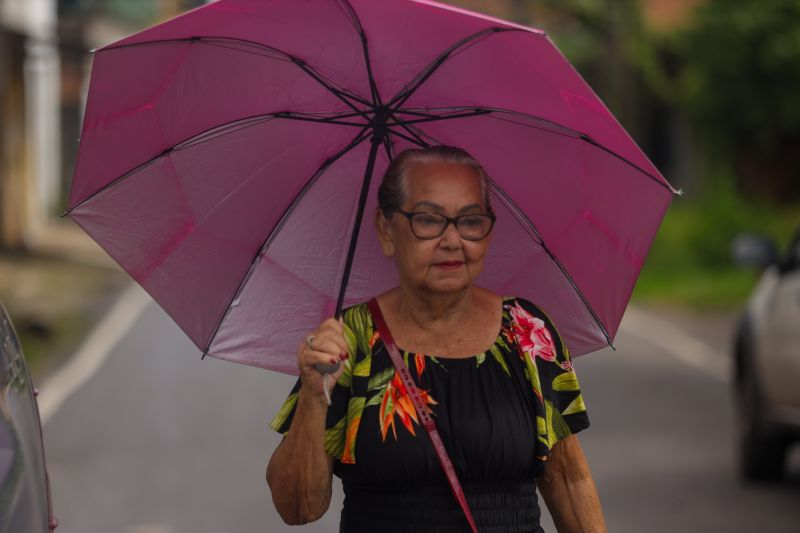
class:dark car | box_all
[732,225,800,481]
[0,300,57,531]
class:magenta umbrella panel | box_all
[66,0,678,375]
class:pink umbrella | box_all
[65,0,678,375]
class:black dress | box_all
[271,297,590,532]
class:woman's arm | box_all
[267,388,336,524]
[266,318,347,525]
[537,434,607,533]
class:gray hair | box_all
[377,145,494,216]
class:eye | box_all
[415,213,444,226]
[460,215,485,227]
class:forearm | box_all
[537,435,606,533]
[267,387,334,525]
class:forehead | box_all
[403,161,482,205]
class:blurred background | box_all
[1,1,798,532]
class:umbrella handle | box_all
[313,362,340,406]
[313,362,340,374]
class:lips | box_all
[434,261,464,270]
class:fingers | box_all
[296,317,350,398]
[307,336,348,361]
[303,347,346,369]
[306,318,348,359]
[298,347,347,399]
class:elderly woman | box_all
[267,146,606,532]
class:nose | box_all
[438,220,462,249]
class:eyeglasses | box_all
[393,209,496,241]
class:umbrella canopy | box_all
[66,0,678,375]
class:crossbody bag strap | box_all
[366,298,479,533]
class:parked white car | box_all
[0,300,57,531]
[732,227,800,481]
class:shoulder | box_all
[504,296,550,322]
[504,297,567,350]
[505,296,561,325]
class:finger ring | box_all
[305,335,315,350]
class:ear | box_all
[375,209,395,257]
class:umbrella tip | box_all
[674,188,684,197]
[201,352,208,360]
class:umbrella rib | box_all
[273,112,368,128]
[100,35,373,111]
[391,109,493,125]
[578,134,678,195]
[386,27,522,110]
[382,134,395,161]
[396,105,677,194]
[289,57,373,117]
[485,109,675,193]
[388,126,430,148]
[64,111,331,214]
[394,109,457,119]
[395,121,443,148]
[337,0,383,106]
[65,119,267,215]
[487,180,613,347]
[397,106,575,136]
[202,127,373,355]
[459,107,673,192]
[307,110,374,120]
[64,150,168,215]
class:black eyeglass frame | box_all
[391,209,497,241]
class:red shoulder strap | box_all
[367,298,479,533]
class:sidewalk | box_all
[0,218,129,380]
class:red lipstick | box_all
[435,261,464,270]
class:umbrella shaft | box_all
[335,136,382,319]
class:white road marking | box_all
[38,283,151,425]
[620,305,730,381]
[126,526,174,533]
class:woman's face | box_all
[377,161,492,295]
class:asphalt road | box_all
[43,300,800,532]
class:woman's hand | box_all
[266,318,349,525]
[297,317,348,402]
[537,434,607,533]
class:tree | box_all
[671,0,800,201]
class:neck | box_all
[396,285,473,328]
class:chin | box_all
[425,277,473,294]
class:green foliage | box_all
[634,181,800,309]
[535,0,800,201]
[676,0,800,158]
[533,0,618,67]
[527,0,800,306]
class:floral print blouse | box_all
[271,296,590,486]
